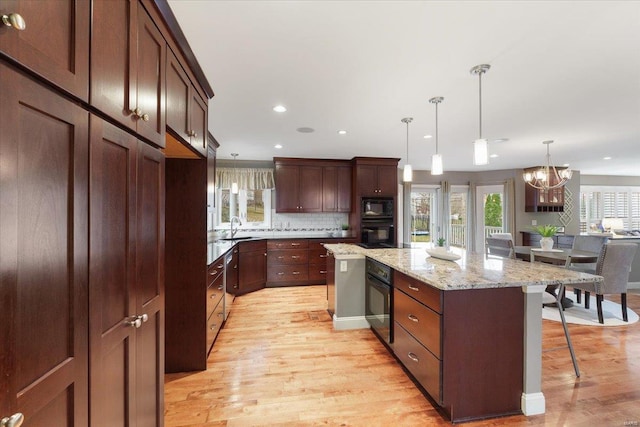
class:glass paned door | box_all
[409,188,437,247]
[449,186,468,249]
[475,185,504,253]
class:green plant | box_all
[341,224,349,230]
[436,237,446,247]
[532,224,559,237]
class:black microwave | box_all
[361,198,394,219]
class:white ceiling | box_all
[168,1,640,176]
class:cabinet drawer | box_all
[268,250,308,265]
[394,289,441,359]
[308,248,329,265]
[240,240,266,253]
[267,239,309,250]
[267,265,309,282]
[206,300,225,352]
[208,258,225,285]
[308,265,328,281]
[206,276,224,317]
[394,322,442,404]
[394,271,442,313]
[308,241,327,251]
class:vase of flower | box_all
[533,224,559,251]
[341,224,349,237]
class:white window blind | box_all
[580,186,640,232]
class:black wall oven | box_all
[360,219,395,248]
[365,258,393,345]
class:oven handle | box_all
[366,273,392,292]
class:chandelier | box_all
[523,141,572,190]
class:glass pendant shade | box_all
[431,154,443,175]
[403,164,413,182]
[473,138,489,165]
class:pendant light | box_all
[401,117,413,182]
[231,153,239,194]
[470,64,490,166]
[523,140,573,190]
[429,97,444,175]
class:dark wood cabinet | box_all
[0,63,90,425]
[207,136,219,233]
[227,246,240,293]
[521,232,574,249]
[393,271,524,423]
[0,0,90,100]
[524,170,565,212]
[90,119,166,425]
[166,49,208,156]
[322,164,352,212]
[274,162,323,212]
[91,0,166,148]
[238,240,267,294]
[355,163,398,196]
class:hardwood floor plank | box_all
[165,285,640,426]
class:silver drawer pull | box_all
[408,285,420,292]
[217,285,223,290]
[319,254,327,258]
[233,265,237,269]
[408,352,419,363]
[278,256,285,259]
[291,255,300,259]
[292,271,300,275]
[218,264,224,269]
[210,294,217,299]
[277,272,285,276]
[291,243,301,246]
[209,324,217,330]
[408,314,419,323]
[319,270,327,274]
[0,413,24,427]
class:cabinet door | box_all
[91,0,137,131]
[166,49,191,143]
[91,0,166,147]
[88,117,138,427]
[189,91,208,156]
[135,7,166,147]
[336,166,352,212]
[376,165,398,196]
[0,0,90,100]
[0,63,89,425]
[299,166,323,212]
[275,164,300,212]
[356,165,378,196]
[239,250,267,294]
[135,142,165,427]
[322,166,338,212]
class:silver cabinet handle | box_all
[408,285,419,292]
[408,352,419,363]
[132,108,149,122]
[217,284,223,290]
[209,324,217,330]
[291,243,301,246]
[218,263,224,269]
[210,293,217,299]
[291,255,300,259]
[277,256,284,259]
[408,314,419,323]
[319,270,327,274]
[277,272,285,276]
[187,130,198,138]
[125,317,142,328]
[139,314,148,323]
[2,13,25,30]
[1,413,24,427]
[319,254,327,258]
[292,271,300,275]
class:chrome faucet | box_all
[230,216,242,239]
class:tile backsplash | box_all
[214,211,350,238]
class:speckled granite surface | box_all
[324,244,603,291]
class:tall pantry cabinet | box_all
[0,0,212,425]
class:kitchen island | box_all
[324,244,602,423]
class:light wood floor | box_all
[164,286,640,426]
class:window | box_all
[408,186,438,247]
[216,188,272,228]
[449,186,468,249]
[580,186,640,232]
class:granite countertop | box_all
[324,244,603,291]
[207,234,357,265]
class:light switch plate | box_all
[340,261,347,272]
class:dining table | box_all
[513,246,599,266]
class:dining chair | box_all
[485,237,515,259]
[565,235,608,303]
[570,242,637,324]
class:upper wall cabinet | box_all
[166,49,208,156]
[0,0,90,101]
[523,167,565,212]
[353,158,399,197]
[275,162,323,213]
[323,164,352,213]
[91,0,166,148]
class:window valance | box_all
[216,167,275,190]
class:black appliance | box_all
[360,219,395,248]
[361,197,394,219]
[365,258,393,344]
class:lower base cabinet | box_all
[238,240,267,294]
[392,271,524,423]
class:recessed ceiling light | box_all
[603,156,612,160]
[490,154,499,158]
[423,135,433,139]
[273,105,287,113]
[563,163,570,167]
[492,138,509,143]
[297,127,315,133]
[274,144,283,149]
[337,130,347,135]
